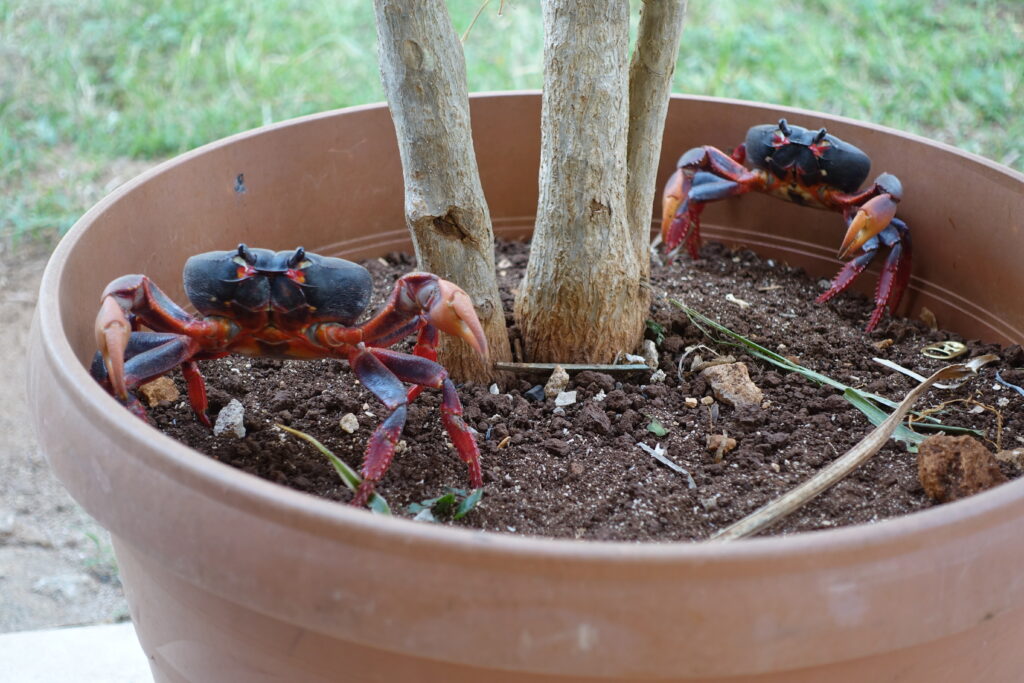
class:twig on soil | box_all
[909,398,1004,451]
[494,361,650,375]
[638,442,697,489]
[709,358,992,541]
[872,356,970,390]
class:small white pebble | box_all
[725,293,752,309]
[650,369,667,383]
[593,389,606,402]
[998,397,1011,407]
[339,413,359,433]
[642,339,659,368]
[213,399,246,438]
[413,509,436,523]
[488,383,500,395]
[554,390,577,407]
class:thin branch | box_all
[627,0,688,255]
[709,357,994,541]
[373,0,511,381]
[494,361,650,375]
[460,0,492,43]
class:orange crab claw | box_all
[661,168,686,245]
[839,194,898,259]
[429,279,489,359]
[95,296,131,400]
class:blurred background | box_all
[2,0,1022,251]
[0,0,1021,633]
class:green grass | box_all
[2,0,1021,245]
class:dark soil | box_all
[149,240,1024,541]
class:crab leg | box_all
[358,273,488,357]
[96,275,232,403]
[100,275,206,334]
[90,331,209,424]
[346,344,483,508]
[372,347,482,489]
[347,347,410,507]
[404,324,439,403]
[180,361,214,428]
[662,145,764,259]
[817,218,912,331]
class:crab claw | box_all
[839,194,898,259]
[95,296,131,400]
[661,168,686,245]
[424,278,489,359]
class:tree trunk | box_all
[627,0,689,267]
[514,0,644,364]
[373,0,511,382]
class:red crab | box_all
[662,119,912,331]
[92,244,489,507]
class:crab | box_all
[662,119,912,331]
[91,244,489,507]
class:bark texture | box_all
[515,1,645,363]
[374,0,510,381]
[628,0,689,263]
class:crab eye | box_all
[234,243,257,266]
[288,247,307,269]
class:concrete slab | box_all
[0,621,152,682]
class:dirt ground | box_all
[0,245,130,632]
[154,241,1020,541]
[0,157,153,633]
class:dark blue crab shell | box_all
[744,121,872,194]
[183,245,373,325]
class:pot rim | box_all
[37,91,1024,563]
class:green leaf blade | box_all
[277,424,391,515]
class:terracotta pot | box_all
[27,93,1024,681]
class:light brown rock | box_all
[706,434,738,462]
[138,377,180,407]
[699,362,764,410]
[917,435,1007,503]
[544,365,570,399]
